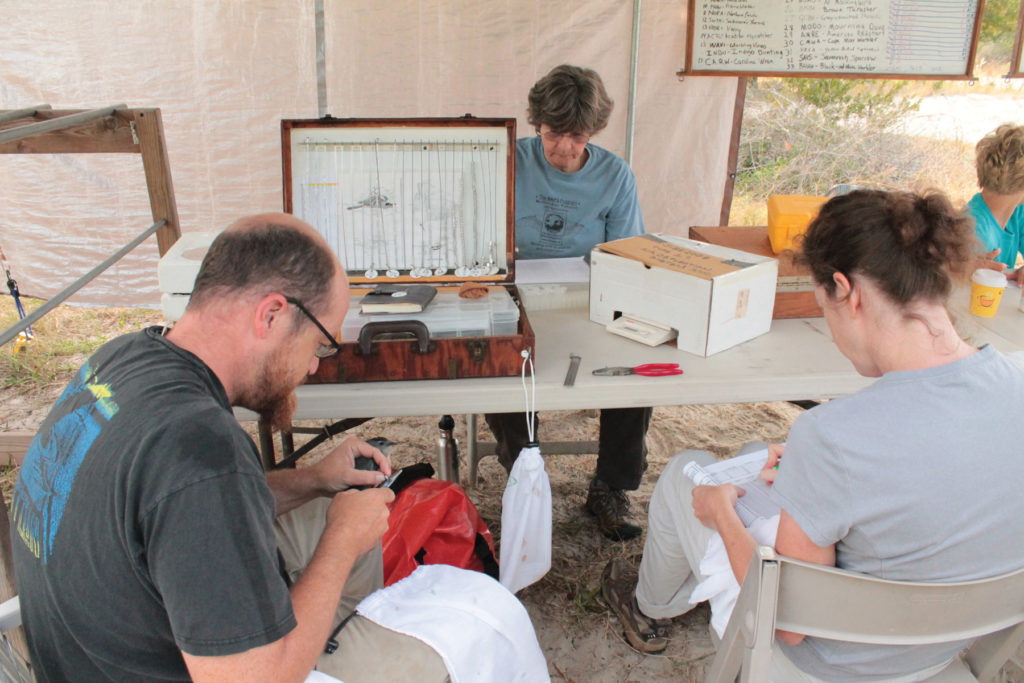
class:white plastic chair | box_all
[0,596,32,682]
[705,546,1024,683]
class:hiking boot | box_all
[602,558,670,653]
[586,478,642,541]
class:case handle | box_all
[357,320,433,355]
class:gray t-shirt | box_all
[12,328,295,681]
[771,344,1024,681]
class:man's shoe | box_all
[601,558,670,653]
[586,478,642,541]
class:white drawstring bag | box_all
[499,351,552,594]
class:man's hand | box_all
[759,443,785,485]
[977,248,1006,273]
[325,487,395,557]
[1008,268,1024,286]
[692,483,743,532]
[311,436,392,492]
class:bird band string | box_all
[521,349,536,443]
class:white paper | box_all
[514,257,590,284]
[683,449,780,525]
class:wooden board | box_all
[281,116,517,286]
[0,432,34,466]
[689,226,823,318]
[682,0,985,79]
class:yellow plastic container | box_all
[767,195,828,254]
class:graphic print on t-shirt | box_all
[12,360,119,562]
[529,193,585,255]
[544,211,566,233]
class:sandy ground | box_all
[899,91,1024,143]
[313,402,805,682]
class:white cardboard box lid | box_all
[595,233,774,280]
[157,231,222,293]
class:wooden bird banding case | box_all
[282,116,535,383]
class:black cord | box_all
[324,610,358,654]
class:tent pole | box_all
[624,0,642,166]
[315,0,327,117]
[719,77,748,226]
[0,105,52,125]
[0,105,125,145]
[0,220,165,349]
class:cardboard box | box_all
[157,230,221,321]
[767,195,827,253]
[589,234,778,357]
[689,226,823,319]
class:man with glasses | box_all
[12,214,461,680]
[486,64,652,542]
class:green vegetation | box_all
[733,75,981,225]
[730,1,1020,225]
[978,0,1020,63]
[0,298,160,392]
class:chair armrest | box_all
[0,597,21,632]
[704,546,779,683]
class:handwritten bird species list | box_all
[691,0,977,75]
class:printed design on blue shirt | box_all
[530,193,585,254]
[544,211,566,234]
[12,360,119,562]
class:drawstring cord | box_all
[521,349,536,443]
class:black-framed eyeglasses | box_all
[539,131,590,145]
[284,296,343,358]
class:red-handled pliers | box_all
[592,363,683,377]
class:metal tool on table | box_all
[592,363,683,377]
[564,353,581,387]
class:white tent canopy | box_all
[0,1,738,307]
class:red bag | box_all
[381,478,499,586]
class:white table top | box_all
[236,284,1024,421]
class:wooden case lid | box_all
[282,116,516,286]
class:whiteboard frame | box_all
[1008,0,1024,78]
[681,0,986,80]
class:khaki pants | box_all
[275,498,450,683]
[636,449,952,683]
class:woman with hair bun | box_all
[969,123,1024,284]
[603,190,1024,680]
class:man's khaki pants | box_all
[275,498,450,683]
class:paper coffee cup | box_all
[969,268,1007,317]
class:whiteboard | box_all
[685,0,984,78]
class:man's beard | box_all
[238,346,298,433]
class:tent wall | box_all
[0,1,737,307]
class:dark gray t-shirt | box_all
[772,345,1024,682]
[11,327,295,681]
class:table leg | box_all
[258,423,276,470]
[466,413,478,488]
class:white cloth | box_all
[356,565,550,683]
[304,672,342,683]
[499,445,552,593]
[689,514,781,639]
